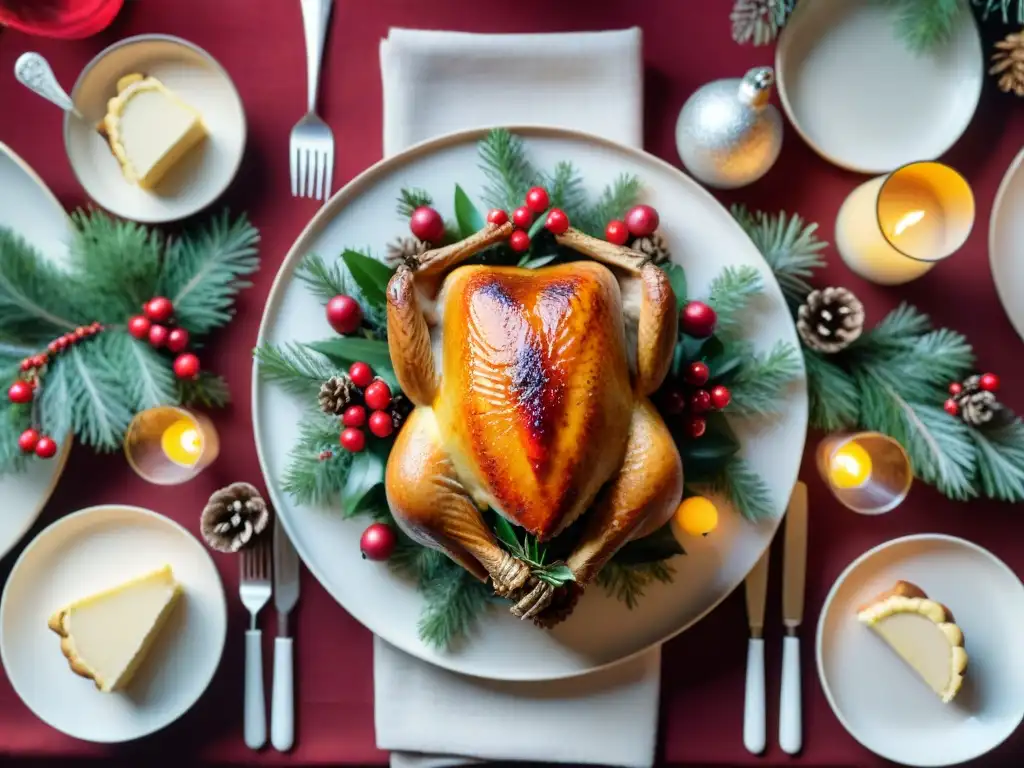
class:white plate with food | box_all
[63,34,245,223]
[0,505,227,742]
[990,146,1024,341]
[0,140,72,561]
[776,0,982,173]
[252,126,808,681]
[817,534,1024,767]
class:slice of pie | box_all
[857,580,967,703]
[48,565,183,693]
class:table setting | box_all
[3,0,1024,766]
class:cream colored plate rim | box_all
[989,145,1024,342]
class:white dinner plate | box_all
[816,534,1024,767]
[64,35,246,224]
[0,140,72,561]
[776,0,983,174]
[252,126,808,681]
[0,505,227,742]
[990,146,1024,341]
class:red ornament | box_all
[545,208,570,235]
[663,389,687,415]
[148,324,169,348]
[127,315,151,339]
[342,405,367,427]
[340,427,366,453]
[979,373,1000,392]
[349,362,374,388]
[690,389,712,414]
[509,230,531,252]
[512,206,534,229]
[410,206,446,243]
[710,384,731,410]
[680,301,717,338]
[326,295,362,335]
[17,428,39,453]
[360,522,397,561]
[944,398,960,416]
[34,436,57,459]
[685,361,710,386]
[368,410,395,438]
[625,205,660,237]
[172,353,200,380]
[687,416,707,439]
[486,209,509,226]
[166,327,190,353]
[948,382,963,396]
[8,380,32,404]
[605,219,629,245]
[364,380,392,411]
[525,186,550,213]
[144,296,174,323]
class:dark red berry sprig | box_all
[602,205,661,247]
[506,185,557,255]
[128,297,199,380]
[657,360,732,441]
[337,362,406,452]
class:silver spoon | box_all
[14,52,83,120]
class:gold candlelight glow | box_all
[828,441,873,490]
[817,432,912,515]
[124,406,219,485]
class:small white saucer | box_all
[776,0,982,173]
[64,34,246,224]
[816,534,1024,766]
[0,505,227,742]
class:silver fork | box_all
[241,538,272,749]
[290,0,334,200]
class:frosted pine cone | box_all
[632,231,671,264]
[796,287,865,354]
[386,236,427,268]
[318,375,357,415]
[953,375,1008,429]
[991,29,1024,97]
[201,482,271,553]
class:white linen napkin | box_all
[376,27,658,768]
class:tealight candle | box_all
[828,441,873,490]
[124,406,219,485]
[834,161,974,286]
[160,417,203,467]
[817,432,911,515]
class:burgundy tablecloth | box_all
[1,2,1023,766]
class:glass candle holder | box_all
[124,406,219,485]
[816,432,912,515]
[834,161,974,286]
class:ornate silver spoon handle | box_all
[14,52,81,118]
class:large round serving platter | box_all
[253,126,808,681]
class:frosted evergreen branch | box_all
[729,341,801,417]
[803,350,859,432]
[707,265,763,336]
[255,343,340,397]
[65,338,133,451]
[107,331,176,411]
[39,355,71,441]
[0,228,79,341]
[283,412,354,505]
[418,565,493,649]
[596,561,675,610]
[0,402,31,472]
[971,420,1024,501]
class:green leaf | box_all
[454,185,485,239]
[533,562,575,587]
[679,428,740,463]
[518,254,557,269]
[340,250,393,311]
[661,263,687,311]
[308,337,396,386]
[493,515,523,554]
[342,446,386,516]
[613,522,684,564]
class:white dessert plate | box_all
[64,34,246,224]
[776,0,982,174]
[817,534,1024,767]
[252,126,809,681]
[989,146,1024,341]
[0,505,227,743]
[0,140,72,562]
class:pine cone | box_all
[796,287,865,354]
[200,482,271,553]
[991,29,1024,97]
[632,231,671,264]
[390,392,413,431]
[953,375,1009,429]
[318,375,357,415]
[385,236,427,268]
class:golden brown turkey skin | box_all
[433,262,634,541]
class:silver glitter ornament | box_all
[675,66,783,189]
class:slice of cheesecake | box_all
[48,565,183,693]
[857,580,967,703]
[102,73,207,190]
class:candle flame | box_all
[892,209,926,238]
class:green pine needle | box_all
[397,188,434,219]
[177,371,231,409]
[0,402,31,473]
[576,174,642,237]
[0,228,80,342]
[596,560,675,610]
[105,331,177,411]
[418,564,493,649]
[803,350,859,432]
[971,420,1024,502]
[478,128,540,213]
[254,343,338,397]
[729,341,801,417]
[542,162,588,221]
[707,265,763,336]
[39,355,72,441]
[297,253,348,303]
[64,335,134,451]
[973,0,1024,22]
[713,457,776,522]
[282,412,355,505]
[888,0,963,54]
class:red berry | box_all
[605,219,629,245]
[944,398,960,416]
[47,341,59,354]
[663,389,687,415]
[687,416,707,439]
[625,204,660,237]
[512,206,534,229]
[710,384,731,410]
[680,301,717,338]
[144,296,174,323]
[509,230,531,253]
[690,389,712,414]
[326,295,362,335]
[56,335,71,350]
[360,522,397,561]
[172,353,200,380]
[685,361,710,386]
[349,362,374,388]
[148,324,169,348]
[409,206,445,243]
[127,315,151,339]
[364,379,392,411]
[8,380,32,404]
[342,405,366,427]
[340,427,366,452]
[545,208,570,235]
[31,355,47,369]
[486,208,509,226]
[166,328,190,353]
[525,186,550,213]
[18,428,39,453]
[948,382,963,396]
[369,410,395,438]
[74,326,87,339]
[19,359,31,372]
[34,435,57,459]
[979,373,1000,392]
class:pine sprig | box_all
[729,341,801,417]
[177,371,231,409]
[714,457,776,522]
[888,0,963,53]
[0,402,32,472]
[0,228,79,342]
[708,265,763,336]
[282,412,355,505]
[397,188,434,219]
[478,128,539,213]
[254,343,338,397]
[106,331,177,411]
[804,350,859,432]
[971,420,1024,501]
[577,174,642,237]
[64,336,134,451]
[596,561,674,609]
[542,162,588,221]
[974,0,1024,22]
[418,565,493,649]
[297,253,348,303]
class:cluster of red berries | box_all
[338,361,396,452]
[944,372,1000,416]
[127,297,200,380]
[14,321,104,381]
[604,204,661,245]
[483,185,570,254]
[661,361,732,439]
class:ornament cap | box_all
[739,66,775,108]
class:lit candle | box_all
[160,417,203,467]
[828,441,873,490]
[817,432,912,515]
[124,406,218,485]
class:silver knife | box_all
[271,517,300,751]
[779,482,808,755]
[743,547,770,754]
